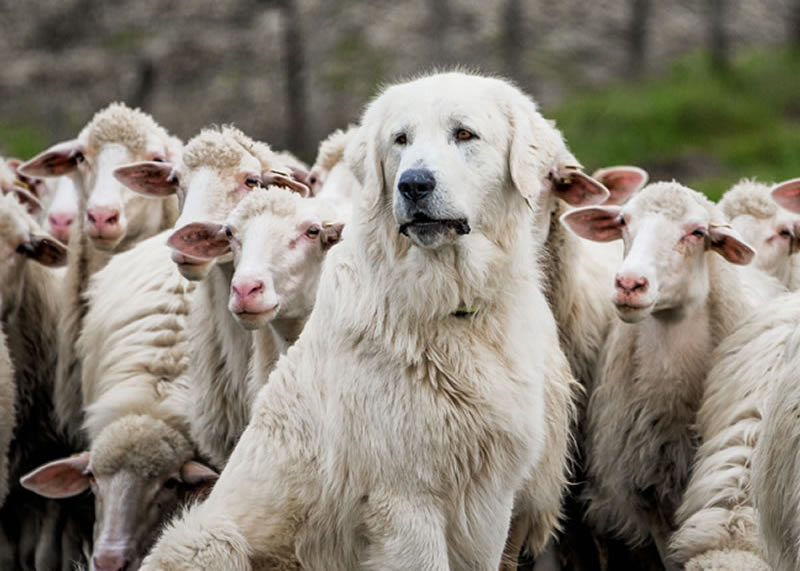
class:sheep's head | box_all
[20,415,217,571]
[0,194,66,305]
[717,179,800,287]
[562,181,755,323]
[168,187,343,330]
[18,103,181,251]
[113,127,310,281]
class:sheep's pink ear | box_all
[167,222,231,260]
[772,178,800,214]
[180,461,218,501]
[289,166,310,187]
[560,206,624,242]
[592,166,648,205]
[21,452,91,499]
[321,222,345,250]
[19,140,85,178]
[550,168,610,206]
[4,185,42,216]
[114,161,179,197]
[18,235,68,267]
[262,170,310,198]
[709,224,755,265]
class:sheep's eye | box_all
[164,477,179,490]
[691,229,706,238]
[244,177,261,189]
[309,175,317,185]
[455,128,477,142]
[779,229,793,238]
[151,156,165,163]
[305,225,321,238]
[224,227,233,239]
[74,152,85,164]
[617,216,627,227]
[86,471,96,484]
[394,133,407,146]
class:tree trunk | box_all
[708,0,729,72]
[282,0,310,157]
[502,0,523,79]
[628,0,651,77]
[791,0,800,48]
[428,0,451,65]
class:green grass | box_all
[549,49,800,201]
[0,122,48,161]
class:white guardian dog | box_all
[140,71,594,571]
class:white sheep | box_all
[561,181,765,568]
[18,127,311,570]
[115,126,313,470]
[0,193,85,570]
[719,178,800,289]
[141,71,578,571]
[309,126,361,216]
[19,102,183,449]
[43,176,79,244]
[0,325,14,514]
[167,186,344,470]
[665,179,800,570]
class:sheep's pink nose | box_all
[48,212,73,230]
[93,551,129,571]
[87,207,120,235]
[232,280,265,301]
[615,274,649,294]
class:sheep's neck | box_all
[269,317,306,349]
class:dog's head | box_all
[350,71,604,252]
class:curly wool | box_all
[91,414,193,480]
[312,126,357,174]
[718,180,778,221]
[84,102,172,157]
[183,126,275,173]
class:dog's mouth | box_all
[399,214,471,237]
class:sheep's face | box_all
[0,195,67,303]
[730,209,800,286]
[226,208,343,329]
[20,435,217,571]
[561,182,755,323]
[167,189,344,330]
[44,176,79,244]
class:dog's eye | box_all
[394,133,407,146]
[455,128,477,142]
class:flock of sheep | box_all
[0,70,799,571]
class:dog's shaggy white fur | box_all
[140,71,577,571]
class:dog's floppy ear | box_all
[507,90,598,208]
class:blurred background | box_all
[0,0,798,199]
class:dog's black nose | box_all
[397,169,436,202]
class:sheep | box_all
[22,415,218,571]
[665,179,800,571]
[308,126,361,206]
[752,319,800,571]
[166,186,344,470]
[561,181,766,569]
[0,326,14,512]
[114,126,312,469]
[0,192,90,570]
[141,71,579,571]
[19,102,183,449]
[42,177,79,244]
[719,178,800,289]
[0,157,42,216]
[16,127,310,570]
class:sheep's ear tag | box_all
[452,301,479,318]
